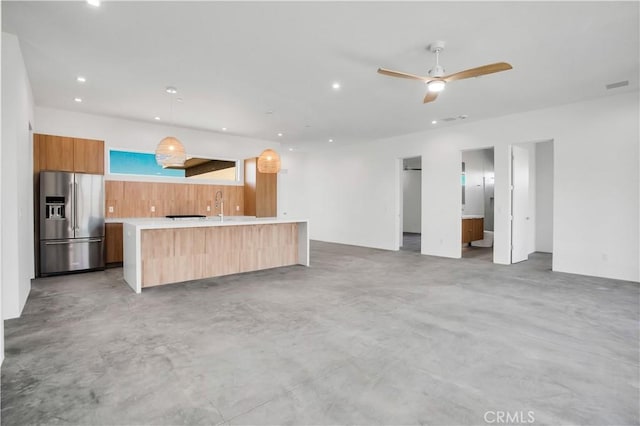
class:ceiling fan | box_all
[377,41,513,104]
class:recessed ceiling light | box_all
[154,116,161,121]
[332,82,341,90]
[277,132,283,137]
[165,86,178,94]
[431,120,437,124]
[222,127,227,131]
[458,114,468,120]
[328,139,334,143]
[74,97,83,103]
[86,0,100,7]
[176,97,183,103]
[76,76,86,83]
[288,148,294,152]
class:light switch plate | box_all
[151,206,155,212]
[108,206,114,213]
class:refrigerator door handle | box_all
[44,238,103,245]
[74,178,79,232]
[44,240,74,245]
[69,180,75,233]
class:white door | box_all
[397,159,403,249]
[511,145,530,263]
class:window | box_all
[108,150,238,181]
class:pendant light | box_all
[155,136,186,168]
[257,148,281,173]
[155,87,186,168]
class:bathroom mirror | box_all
[461,162,466,204]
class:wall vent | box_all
[442,117,457,122]
[606,80,629,90]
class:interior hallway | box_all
[2,241,638,425]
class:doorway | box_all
[510,140,554,263]
[461,148,494,261]
[400,157,421,253]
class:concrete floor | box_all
[2,241,639,425]
[401,232,421,253]
[461,245,494,261]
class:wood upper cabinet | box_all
[73,138,104,174]
[35,133,104,174]
[36,134,75,172]
[244,158,277,217]
[462,218,484,243]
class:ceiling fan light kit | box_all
[377,40,512,104]
[427,80,446,92]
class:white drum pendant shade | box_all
[257,149,281,173]
[155,136,186,168]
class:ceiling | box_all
[3,1,638,151]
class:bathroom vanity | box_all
[462,216,484,244]
[122,217,309,293]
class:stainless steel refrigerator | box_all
[39,171,105,275]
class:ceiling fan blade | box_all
[423,91,439,103]
[378,67,429,82]
[443,62,513,82]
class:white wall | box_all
[304,143,401,250]
[1,7,5,365]
[276,150,308,220]
[2,33,35,320]
[303,91,639,282]
[536,141,554,253]
[402,170,421,233]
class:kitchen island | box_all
[122,217,309,293]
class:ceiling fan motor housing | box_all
[428,64,445,78]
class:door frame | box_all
[396,156,423,251]
[460,146,496,261]
[509,139,555,264]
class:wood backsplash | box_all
[105,180,244,218]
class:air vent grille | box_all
[442,117,457,122]
[606,80,629,90]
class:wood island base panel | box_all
[123,218,309,293]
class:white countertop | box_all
[106,215,262,223]
[120,216,308,230]
[461,215,484,219]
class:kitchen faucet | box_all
[214,190,224,222]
